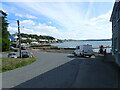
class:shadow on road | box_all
[14,57,82,88]
[67,55,91,59]
[67,55,77,58]
[13,55,120,88]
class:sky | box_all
[1,0,115,40]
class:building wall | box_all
[111,1,120,66]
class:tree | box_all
[21,39,32,44]
[17,33,56,43]
[42,35,55,40]
[20,33,29,38]
[2,38,10,51]
[0,10,10,51]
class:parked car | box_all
[8,52,17,58]
[21,51,29,58]
[73,44,94,57]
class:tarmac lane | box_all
[2,51,119,88]
[2,52,81,88]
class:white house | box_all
[21,37,27,40]
[39,39,48,41]
[32,38,36,41]
[31,42,39,45]
[110,0,120,66]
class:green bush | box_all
[2,38,10,51]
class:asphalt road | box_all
[2,51,80,88]
[2,51,119,88]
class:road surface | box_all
[2,51,119,88]
[2,51,79,88]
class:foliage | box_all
[2,18,9,39]
[0,10,10,51]
[21,39,32,43]
[20,33,29,38]
[57,39,63,43]
[20,33,55,42]
[2,38,10,51]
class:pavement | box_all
[2,51,120,88]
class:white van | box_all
[73,44,94,57]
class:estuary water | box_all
[51,41,112,53]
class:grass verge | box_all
[0,57,36,72]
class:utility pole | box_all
[17,20,22,58]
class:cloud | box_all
[60,9,113,40]
[20,20,36,26]
[90,10,112,23]
[33,23,64,38]
[15,13,23,17]
[8,25,47,35]
[7,2,113,39]
[8,26,18,32]
[15,13,37,19]
[48,21,52,24]
[8,20,64,39]
[35,23,58,32]
[22,2,83,31]
[79,10,112,39]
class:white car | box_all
[73,44,94,57]
[8,52,17,58]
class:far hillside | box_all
[10,33,63,44]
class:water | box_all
[51,41,112,48]
[51,41,112,53]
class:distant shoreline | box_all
[80,39,112,41]
[63,39,112,42]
